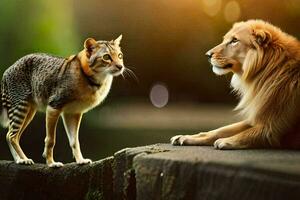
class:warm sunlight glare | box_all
[202,0,222,17]
[224,1,241,22]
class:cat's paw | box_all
[76,158,92,165]
[16,158,34,165]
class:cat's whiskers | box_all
[124,67,139,83]
[121,72,126,80]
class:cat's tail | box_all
[0,83,9,128]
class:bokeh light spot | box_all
[202,0,222,17]
[224,1,241,22]
[150,83,169,108]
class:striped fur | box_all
[0,36,125,167]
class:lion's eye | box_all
[118,53,123,59]
[230,37,239,44]
[102,54,112,61]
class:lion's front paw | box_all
[16,158,34,165]
[170,135,187,145]
[214,138,237,150]
[171,132,215,146]
[48,162,64,168]
[76,158,92,165]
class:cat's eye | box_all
[102,54,112,61]
[118,53,123,59]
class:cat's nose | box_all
[115,64,123,70]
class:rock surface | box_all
[134,144,300,200]
[0,157,113,200]
[1,144,300,200]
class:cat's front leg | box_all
[62,113,92,165]
[43,106,64,168]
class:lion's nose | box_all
[205,51,214,58]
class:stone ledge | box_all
[1,144,300,200]
[0,157,113,200]
[134,144,300,200]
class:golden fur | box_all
[171,20,300,149]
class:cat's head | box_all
[79,35,124,78]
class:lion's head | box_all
[206,19,300,131]
[206,20,297,80]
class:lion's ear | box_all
[253,29,272,47]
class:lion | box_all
[171,19,300,149]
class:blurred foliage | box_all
[0,0,79,75]
[0,0,299,103]
[73,0,300,103]
[0,0,299,162]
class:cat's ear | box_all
[114,35,122,46]
[84,38,98,53]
